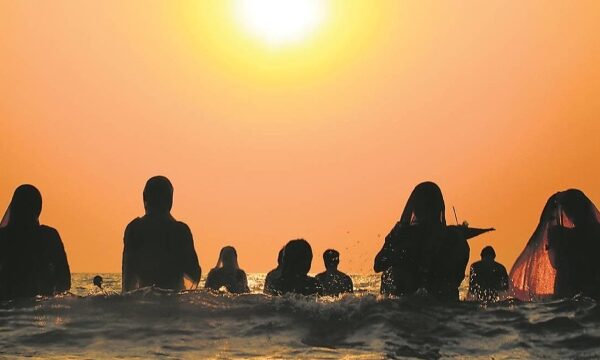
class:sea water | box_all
[0,273,599,359]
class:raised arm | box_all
[49,228,71,293]
[180,224,201,289]
[374,223,401,273]
[122,222,138,292]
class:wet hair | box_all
[143,176,174,214]
[282,239,313,276]
[276,247,285,267]
[559,189,598,227]
[481,246,496,259]
[323,249,340,268]
[93,275,103,288]
[7,184,42,226]
[400,181,446,226]
[216,246,239,269]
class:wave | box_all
[0,274,599,359]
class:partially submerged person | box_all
[122,176,201,292]
[374,181,494,300]
[264,247,284,295]
[510,189,600,300]
[205,246,250,294]
[316,249,353,296]
[468,246,508,302]
[93,275,103,289]
[268,239,322,296]
[0,185,71,299]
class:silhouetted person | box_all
[93,275,103,289]
[510,189,600,300]
[548,190,600,298]
[205,246,250,294]
[122,176,201,292]
[374,182,493,300]
[268,239,322,296]
[316,249,353,296]
[264,247,284,295]
[0,185,71,299]
[468,246,508,301]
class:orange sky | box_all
[2,1,600,274]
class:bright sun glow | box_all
[235,0,326,47]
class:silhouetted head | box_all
[93,275,103,289]
[401,181,446,226]
[558,189,599,227]
[143,176,173,215]
[323,249,340,271]
[481,246,496,261]
[282,239,313,276]
[276,247,285,267]
[216,246,239,270]
[5,184,42,227]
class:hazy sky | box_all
[2,1,600,273]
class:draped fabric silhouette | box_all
[510,189,600,300]
[122,176,201,292]
[374,182,492,300]
[205,246,250,294]
[267,239,321,296]
[0,185,71,299]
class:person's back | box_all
[316,249,353,296]
[468,246,508,301]
[206,268,249,293]
[122,176,201,292]
[205,246,249,294]
[0,185,71,299]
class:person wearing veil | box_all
[510,189,600,300]
[122,176,201,292]
[0,185,71,299]
[205,246,250,294]
[268,239,322,296]
[264,247,284,295]
[374,181,494,300]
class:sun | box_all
[235,0,327,47]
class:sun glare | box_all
[235,0,326,47]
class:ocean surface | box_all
[1,273,599,359]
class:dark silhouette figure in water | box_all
[122,176,201,292]
[510,189,600,300]
[316,249,353,296]
[0,185,71,299]
[468,246,508,301]
[93,275,103,289]
[205,246,250,294]
[263,247,284,295]
[268,239,322,296]
[374,182,493,300]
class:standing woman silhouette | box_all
[0,185,71,299]
[374,182,493,300]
